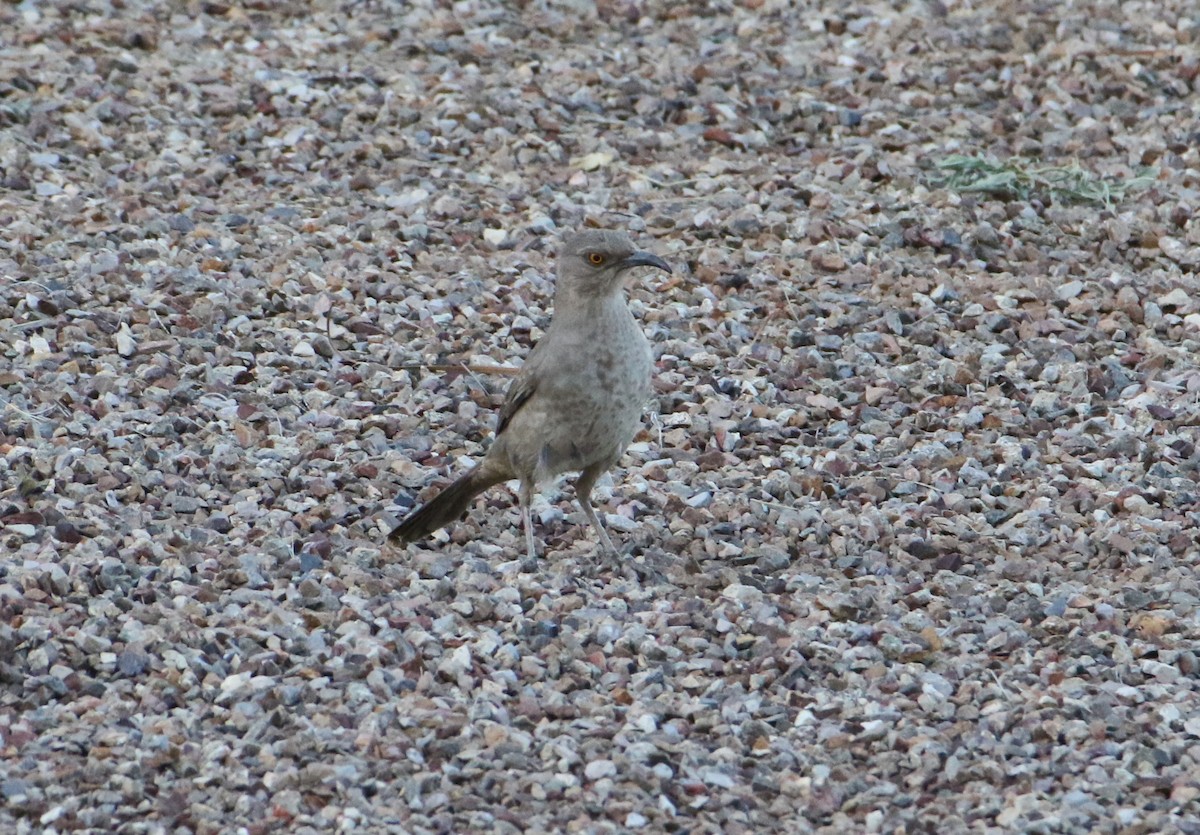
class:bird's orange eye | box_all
[587,252,605,266]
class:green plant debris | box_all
[935,154,1157,207]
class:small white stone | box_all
[221,671,251,694]
[437,644,472,678]
[584,759,617,780]
[1157,287,1191,309]
[116,323,137,357]
[1056,280,1084,300]
[386,188,429,209]
[721,583,763,607]
[1142,660,1180,683]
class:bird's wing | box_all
[495,342,546,436]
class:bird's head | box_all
[558,230,671,294]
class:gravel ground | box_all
[3,1,1200,832]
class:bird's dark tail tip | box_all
[390,466,505,544]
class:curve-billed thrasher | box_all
[392,230,671,568]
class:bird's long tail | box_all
[390,463,508,543]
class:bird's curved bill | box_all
[622,252,672,273]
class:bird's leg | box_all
[519,479,538,572]
[575,465,621,563]
[576,464,665,582]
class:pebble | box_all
[584,760,617,781]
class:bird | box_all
[391,230,671,570]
